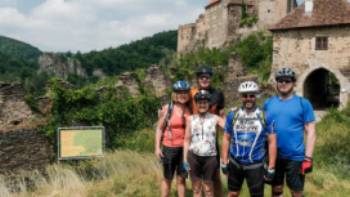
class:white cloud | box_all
[0,0,203,52]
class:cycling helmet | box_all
[196,65,213,77]
[172,80,191,92]
[275,67,296,81]
[194,90,211,102]
[238,81,259,93]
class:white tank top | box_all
[189,113,218,156]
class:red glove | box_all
[301,156,313,175]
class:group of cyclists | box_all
[155,65,316,197]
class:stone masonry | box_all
[270,0,350,109]
[178,0,297,53]
[0,129,55,174]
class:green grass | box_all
[2,105,350,196]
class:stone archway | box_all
[303,68,340,109]
[296,64,349,110]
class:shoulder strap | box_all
[231,107,241,126]
[256,108,266,127]
[162,102,174,133]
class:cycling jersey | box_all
[189,113,219,156]
[224,107,273,164]
[263,95,315,161]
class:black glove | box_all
[221,163,228,175]
[264,168,275,183]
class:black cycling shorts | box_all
[272,158,305,192]
[227,160,264,197]
[161,146,184,180]
[188,151,218,182]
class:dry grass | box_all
[1,149,350,197]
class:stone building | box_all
[177,0,256,53]
[270,0,350,109]
[257,0,298,29]
[177,0,299,53]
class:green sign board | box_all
[57,126,105,160]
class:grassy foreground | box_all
[1,105,350,196]
[0,150,350,197]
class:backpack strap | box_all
[162,102,174,140]
[231,107,241,127]
[256,108,266,128]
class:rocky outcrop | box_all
[0,82,45,132]
[38,53,87,79]
[144,65,170,97]
[115,72,141,97]
[0,128,54,174]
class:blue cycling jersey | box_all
[224,107,273,164]
[263,95,315,161]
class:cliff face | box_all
[38,53,87,79]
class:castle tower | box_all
[258,0,298,29]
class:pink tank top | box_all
[162,110,190,147]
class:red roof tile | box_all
[270,0,350,31]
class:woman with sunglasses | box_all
[221,81,277,197]
[183,90,225,197]
[155,80,191,197]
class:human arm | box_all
[221,112,233,165]
[267,133,277,169]
[216,115,226,129]
[183,117,192,164]
[154,105,167,159]
[304,121,316,158]
[222,133,231,165]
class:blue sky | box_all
[0,0,306,52]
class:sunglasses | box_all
[199,75,210,80]
[242,94,256,98]
[277,78,293,83]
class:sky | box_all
[0,0,306,53]
[0,0,204,52]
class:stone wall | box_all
[177,23,196,53]
[257,0,297,29]
[0,83,45,132]
[177,0,298,53]
[272,27,350,108]
[0,129,55,174]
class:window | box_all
[316,37,328,50]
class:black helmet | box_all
[172,80,191,92]
[275,67,296,81]
[194,90,211,102]
[196,65,213,77]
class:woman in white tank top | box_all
[183,90,225,197]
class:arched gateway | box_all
[296,65,349,110]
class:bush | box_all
[46,78,160,149]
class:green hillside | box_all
[0,36,41,61]
[74,30,177,75]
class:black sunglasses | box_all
[199,75,210,80]
[242,94,256,98]
[277,78,293,83]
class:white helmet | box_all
[238,81,259,93]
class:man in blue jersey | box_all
[263,68,316,197]
[222,81,277,197]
